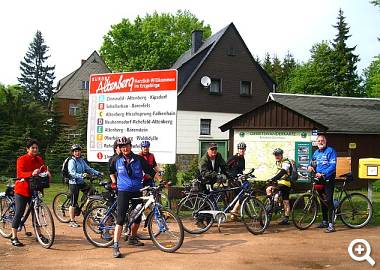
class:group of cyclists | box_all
[195,134,337,233]
[7,133,337,257]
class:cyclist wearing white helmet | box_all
[228,142,247,218]
[266,148,292,225]
[67,144,102,228]
[227,142,246,177]
[110,136,155,258]
[138,140,161,187]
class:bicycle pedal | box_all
[25,232,33,237]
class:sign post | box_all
[87,69,177,163]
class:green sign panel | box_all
[295,142,312,183]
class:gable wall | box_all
[178,26,271,113]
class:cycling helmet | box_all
[71,144,82,151]
[116,136,131,146]
[141,141,150,148]
[273,148,284,155]
[237,142,247,149]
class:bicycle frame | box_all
[198,180,252,221]
[96,185,168,233]
[1,189,43,233]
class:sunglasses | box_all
[210,147,217,151]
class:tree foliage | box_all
[269,9,363,97]
[330,9,362,96]
[18,30,55,107]
[287,42,336,95]
[0,84,52,176]
[100,10,211,71]
[363,55,380,97]
[261,52,298,92]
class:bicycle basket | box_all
[30,176,50,190]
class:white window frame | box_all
[69,103,79,116]
[200,119,211,135]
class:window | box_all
[200,119,211,135]
[240,81,252,96]
[81,80,89,90]
[227,47,237,56]
[69,103,79,116]
[209,79,222,95]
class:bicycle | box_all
[291,172,373,230]
[83,181,184,253]
[177,169,268,235]
[52,174,105,223]
[0,175,55,248]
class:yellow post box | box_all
[359,158,380,179]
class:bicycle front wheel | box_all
[241,196,268,235]
[148,208,184,253]
[33,203,55,249]
[339,192,373,229]
[83,205,115,247]
[0,196,14,238]
[52,192,71,223]
[291,194,318,230]
[176,194,214,234]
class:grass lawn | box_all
[0,182,68,205]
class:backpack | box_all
[61,156,74,184]
[288,159,299,183]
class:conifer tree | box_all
[330,9,361,96]
[18,30,55,106]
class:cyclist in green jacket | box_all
[198,142,228,190]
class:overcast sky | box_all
[1,0,379,86]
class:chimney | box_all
[81,59,86,65]
[191,30,203,54]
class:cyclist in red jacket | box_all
[11,139,51,246]
[138,141,161,186]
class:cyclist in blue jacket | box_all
[308,135,337,233]
[68,144,102,228]
[110,136,155,258]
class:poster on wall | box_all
[234,130,312,180]
[295,142,312,182]
[87,69,177,163]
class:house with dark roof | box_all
[173,23,275,167]
[53,51,111,129]
[220,93,380,181]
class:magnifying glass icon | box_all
[348,239,376,267]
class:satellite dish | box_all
[200,76,211,87]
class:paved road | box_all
[1,219,379,270]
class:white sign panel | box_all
[87,70,177,163]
